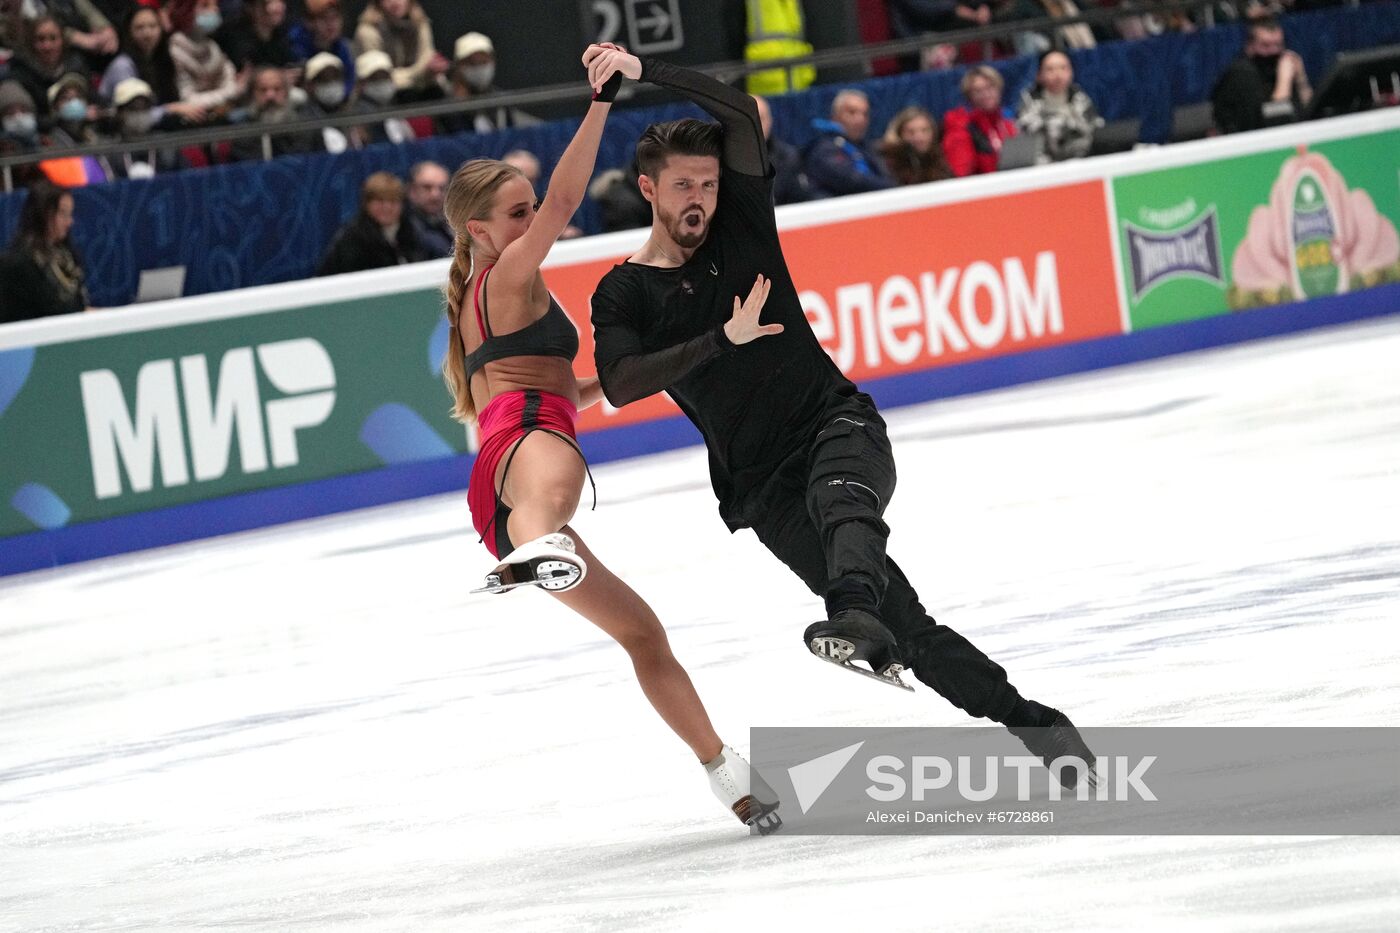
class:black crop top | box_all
[462,265,579,381]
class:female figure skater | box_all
[439,53,780,834]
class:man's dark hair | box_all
[1247,16,1283,41]
[635,118,722,180]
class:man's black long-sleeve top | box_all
[590,58,857,531]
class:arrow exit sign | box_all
[625,0,683,54]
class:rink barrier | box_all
[2,109,1398,576]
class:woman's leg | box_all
[548,526,724,763]
[496,431,586,546]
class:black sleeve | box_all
[592,272,736,406]
[638,57,769,177]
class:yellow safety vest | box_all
[744,0,815,96]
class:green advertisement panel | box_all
[1113,129,1400,330]
[0,289,468,541]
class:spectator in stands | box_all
[887,0,992,36]
[405,160,451,257]
[289,0,355,94]
[1003,0,1097,55]
[435,31,538,134]
[588,158,651,233]
[0,80,42,154]
[803,88,894,196]
[10,16,90,117]
[0,180,88,322]
[44,72,103,146]
[317,170,427,275]
[880,105,954,186]
[230,64,317,160]
[215,0,295,72]
[169,0,245,115]
[1212,17,1312,134]
[352,0,446,103]
[38,0,118,66]
[107,77,189,178]
[753,93,817,204]
[100,7,209,126]
[501,148,584,239]
[302,52,356,151]
[943,64,1016,176]
[1015,50,1101,162]
[351,49,415,143]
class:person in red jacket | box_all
[941,65,1017,177]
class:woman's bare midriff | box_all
[469,356,580,416]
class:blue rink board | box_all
[3,283,1397,578]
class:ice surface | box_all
[3,317,1398,931]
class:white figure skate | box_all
[471,533,588,594]
[705,744,782,835]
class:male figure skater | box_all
[584,45,1094,781]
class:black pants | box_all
[745,395,1023,722]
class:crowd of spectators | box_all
[0,0,524,178]
[0,0,1380,319]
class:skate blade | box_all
[470,559,583,595]
[809,637,914,692]
[734,795,783,836]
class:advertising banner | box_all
[0,289,466,540]
[1113,128,1400,330]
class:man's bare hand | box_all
[723,275,782,346]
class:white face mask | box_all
[58,98,87,123]
[363,78,395,104]
[3,112,36,137]
[461,63,494,90]
[121,110,153,135]
[195,10,222,33]
[313,82,346,108]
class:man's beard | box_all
[661,204,710,249]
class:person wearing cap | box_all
[9,16,90,118]
[0,80,42,155]
[45,72,103,147]
[100,6,209,126]
[169,0,245,114]
[230,64,318,160]
[289,0,355,95]
[352,0,446,101]
[302,52,356,152]
[107,77,189,179]
[350,48,415,144]
[436,31,538,135]
[317,170,429,276]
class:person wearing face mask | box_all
[106,78,189,179]
[230,64,318,160]
[301,52,355,152]
[0,81,43,154]
[100,7,209,127]
[317,171,429,275]
[44,73,101,144]
[0,180,89,322]
[1212,17,1312,135]
[10,16,90,118]
[168,0,246,114]
[289,0,356,96]
[350,49,415,144]
[352,0,447,102]
[1014,50,1102,163]
[434,31,539,136]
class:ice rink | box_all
[3,315,1399,931]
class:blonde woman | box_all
[439,45,781,834]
